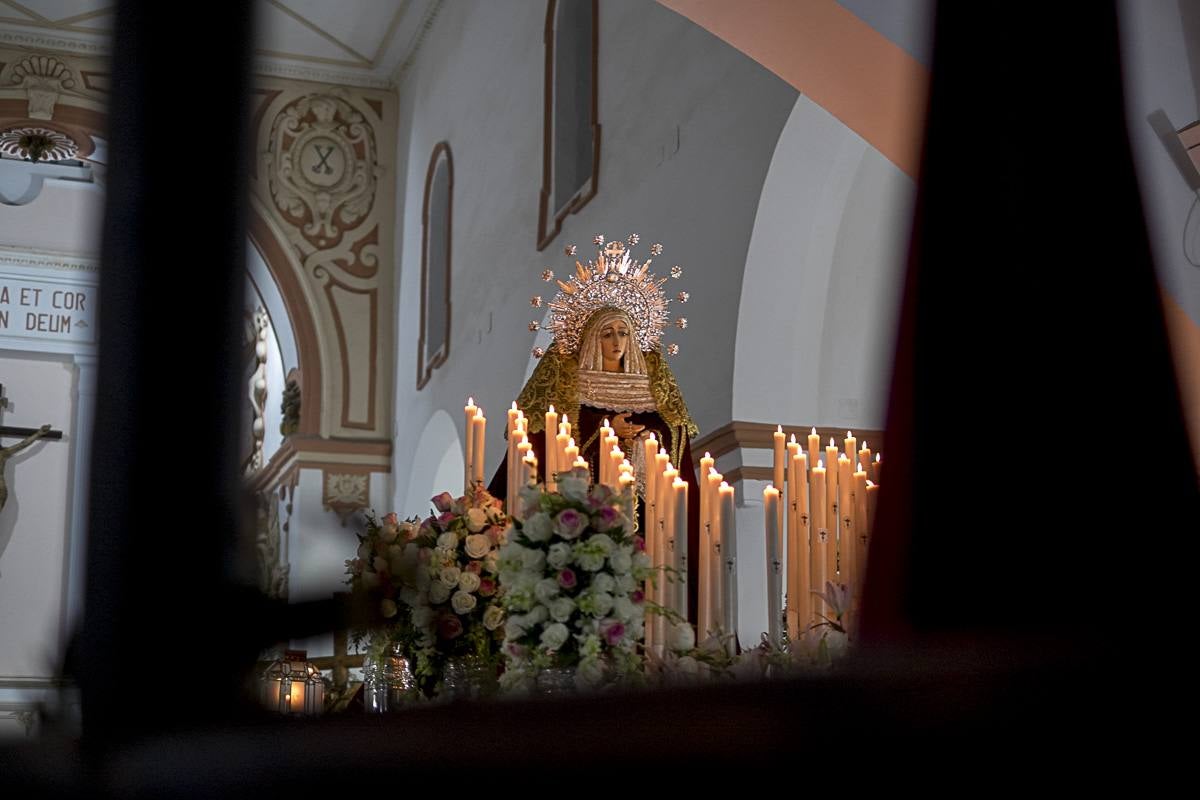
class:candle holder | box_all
[260,649,325,716]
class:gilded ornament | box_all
[675,318,688,330]
[677,291,690,303]
[528,321,540,331]
[627,234,640,246]
[542,269,554,281]
[650,243,664,256]
[670,265,683,279]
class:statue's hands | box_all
[613,412,645,439]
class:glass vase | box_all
[363,643,415,712]
[534,666,576,697]
[440,654,497,701]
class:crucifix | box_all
[0,383,63,513]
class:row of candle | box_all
[765,427,881,643]
[694,451,739,654]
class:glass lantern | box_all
[260,649,325,716]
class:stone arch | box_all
[401,409,464,515]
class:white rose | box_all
[632,551,652,570]
[437,531,458,549]
[534,577,560,604]
[521,548,546,574]
[615,573,636,594]
[583,590,614,617]
[539,622,570,651]
[458,571,481,593]
[483,604,505,630]
[591,573,615,594]
[428,581,451,604]
[589,533,614,554]
[669,621,696,652]
[576,657,606,688]
[609,549,633,573]
[466,507,488,532]
[546,542,572,569]
[526,605,549,625]
[549,596,576,623]
[522,512,553,543]
[451,590,477,614]
[464,533,491,559]
[439,566,461,587]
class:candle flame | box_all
[862,440,868,450]
[811,427,817,435]
[659,448,667,457]
[790,433,797,444]
[818,459,824,469]
[704,450,711,459]
[847,430,853,438]
[875,453,880,462]
[776,424,783,433]
[866,480,875,487]
[548,404,555,413]
[648,432,657,441]
[468,397,475,405]
[674,477,687,488]
[603,418,610,427]
[511,401,517,410]
[568,437,575,447]
[562,414,568,425]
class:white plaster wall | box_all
[734,95,913,430]
[389,0,797,512]
[1118,0,1200,324]
[401,409,463,517]
[0,354,76,681]
[0,176,103,258]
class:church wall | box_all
[388,0,797,515]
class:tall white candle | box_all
[824,439,839,589]
[853,467,869,619]
[672,477,689,621]
[471,410,486,486]
[763,486,782,646]
[810,461,827,619]
[705,468,723,639]
[718,482,738,655]
[807,427,821,476]
[789,451,810,636]
[698,452,715,636]
[545,405,558,492]
[837,454,855,617]
[464,397,478,494]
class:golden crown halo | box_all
[529,234,688,358]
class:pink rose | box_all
[486,525,506,545]
[437,614,464,640]
[631,589,645,604]
[431,492,455,513]
[592,505,621,531]
[557,568,577,589]
[633,535,645,553]
[437,510,456,526]
[601,619,626,647]
[478,577,496,597]
[554,508,589,540]
[465,560,482,574]
[506,642,527,659]
[382,512,399,527]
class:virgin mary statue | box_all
[489,235,702,623]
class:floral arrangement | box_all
[345,483,509,696]
[497,472,651,691]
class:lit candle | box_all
[507,403,521,513]
[545,405,559,492]
[472,409,486,486]
[824,439,839,590]
[773,425,786,493]
[672,477,689,618]
[698,452,715,637]
[858,440,872,472]
[844,431,857,470]
[763,485,783,646]
[705,468,723,639]
[464,397,478,494]
[789,451,810,635]
[810,460,827,619]
[837,453,855,613]
[853,467,870,617]
[807,427,821,475]
[718,482,738,655]
[609,445,624,491]
[564,437,579,468]
[657,461,678,644]
[874,452,882,485]
[642,434,660,653]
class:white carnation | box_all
[576,551,605,572]
[521,548,546,574]
[451,590,477,614]
[613,596,636,622]
[589,534,614,554]
[580,590,614,618]
[559,474,589,502]
[428,581,451,604]
[437,531,458,549]
[546,542,572,569]
[615,573,636,594]
[539,622,570,651]
[458,571,481,593]
[609,548,633,573]
[522,512,553,542]
[669,621,696,652]
[591,573,615,594]
[411,605,434,628]
[526,605,549,625]
[549,596,576,623]
[505,617,527,640]
[576,657,606,688]
[534,577,560,604]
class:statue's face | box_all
[599,319,631,366]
